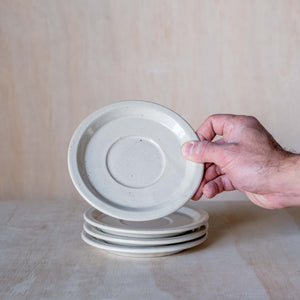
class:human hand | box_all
[181,114,300,209]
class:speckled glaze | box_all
[68,101,203,221]
[83,222,208,246]
[81,230,208,257]
[83,206,209,238]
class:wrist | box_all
[282,153,300,189]
[275,153,300,206]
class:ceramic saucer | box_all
[81,231,208,257]
[84,206,209,238]
[83,222,207,246]
[68,101,203,221]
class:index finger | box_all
[196,114,236,141]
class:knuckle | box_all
[247,115,259,123]
[210,113,234,122]
[209,114,220,119]
[215,165,222,176]
[244,115,259,126]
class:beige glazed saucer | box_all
[68,101,204,221]
[81,231,208,258]
[84,206,209,238]
[83,222,208,246]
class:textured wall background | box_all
[1,0,299,202]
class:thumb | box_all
[181,140,223,165]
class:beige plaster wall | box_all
[1,0,299,202]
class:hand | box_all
[181,114,300,209]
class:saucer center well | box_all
[106,136,165,188]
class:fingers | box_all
[196,114,236,141]
[205,163,223,179]
[191,180,205,200]
[183,114,237,200]
[181,140,224,166]
[192,164,224,200]
[203,175,235,198]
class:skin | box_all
[181,114,300,209]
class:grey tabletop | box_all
[1,199,300,300]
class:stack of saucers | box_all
[68,101,210,257]
[81,206,209,257]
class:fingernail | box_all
[181,141,197,157]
